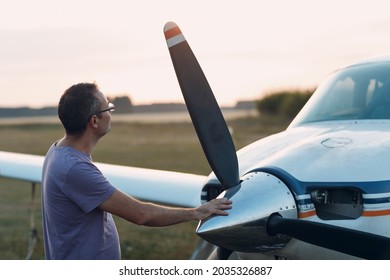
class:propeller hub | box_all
[196,171,297,252]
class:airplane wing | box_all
[0,151,206,207]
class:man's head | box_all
[58,83,112,136]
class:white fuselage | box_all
[226,120,390,259]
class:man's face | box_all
[94,91,114,136]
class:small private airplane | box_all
[1,22,390,260]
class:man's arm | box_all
[99,189,232,227]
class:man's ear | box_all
[88,115,98,128]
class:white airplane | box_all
[2,22,390,260]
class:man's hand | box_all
[195,198,232,220]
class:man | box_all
[41,82,232,260]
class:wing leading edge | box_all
[0,151,205,207]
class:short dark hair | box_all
[58,83,101,135]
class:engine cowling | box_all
[196,171,297,252]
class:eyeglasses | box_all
[88,102,115,122]
[95,102,115,115]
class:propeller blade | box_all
[267,213,390,260]
[164,22,240,189]
[207,247,233,260]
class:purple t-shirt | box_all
[41,143,120,259]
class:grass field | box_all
[0,113,289,259]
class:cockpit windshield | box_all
[289,61,390,127]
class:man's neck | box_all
[57,134,98,155]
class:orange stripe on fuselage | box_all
[298,209,390,219]
[298,210,316,218]
[362,209,390,217]
[164,26,182,40]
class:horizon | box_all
[1,0,390,108]
[0,98,256,110]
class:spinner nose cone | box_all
[196,172,297,252]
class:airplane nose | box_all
[196,171,297,252]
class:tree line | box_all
[255,88,315,120]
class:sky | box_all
[1,0,390,108]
